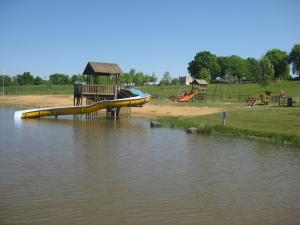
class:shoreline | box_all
[0,95,221,118]
[1,94,299,146]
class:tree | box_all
[245,58,259,81]
[217,56,248,81]
[49,73,71,85]
[71,74,86,83]
[196,68,211,81]
[171,78,180,85]
[143,75,152,84]
[217,56,230,77]
[258,57,274,90]
[265,49,290,80]
[16,72,35,85]
[289,44,300,77]
[33,76,44,85]
[120,69,136,86]
[0,75,12,86]
[150,73,157,83]
[133,72,144,86]
[188,51,220,79]
[159,71,172,85]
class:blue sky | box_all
[0,0,299,79]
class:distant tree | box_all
[0,75,12,86]
[217,56,248,80]
[49,73,71,85]
[127,69,135,84]
[196,68,211,82]
[133,72,144,86]
[71,74,86,83]
[150,73,157,83]
[120,73,128,85]
[159,71,172,85]
[258,57,275,90]
[265,49,290,80]
[188,51,220,79]
[289,44,300,77]
[16,72,35,85]
[143,75,152,84]
[171,78,180,85]
[217,56,230,77]
[33,76,44,85]
[245,58,259,81]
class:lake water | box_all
[0,106,300,225]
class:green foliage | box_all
[138,80,300,100]
[196,68,211,81]
[133,72,145,86]
[217,55,248,80]
[188,51,220,79]
[157,106,300,146]
[258,57,275,89]
[120,69,156,86]
[151,73,158,82]
[71,74,86,83]
[159,71,172,85]
[49,73,71,85]
[33,76,44,85]
[245,58,259,80]
[16,72,35,85]
[0,75,13,86]
[289,44,300,76]
[171,78,180,85]
[265,49,290,80]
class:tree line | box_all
[188,44,300,82]
[0,70,158,86]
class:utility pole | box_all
[2,73,4,96]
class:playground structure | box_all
[14,62,151,119]
[249,91,272,106]
[175,79,208,102]
[74,62,123,106]
[14,90,150,119]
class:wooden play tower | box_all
[74,62,123,106]
[191,79,208,100]
[74,62,123,117]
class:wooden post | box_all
[222,111,227,126]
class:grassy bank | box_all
[139,81,300,100]
[157,105,300,146]
[2,81,300,99]
[2,85,73,95]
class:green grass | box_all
[157,105,300,146]
[3,85,73,95]
[2,81,299,98]
[139,81,300,100]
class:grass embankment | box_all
[3,85,73,95]
[139,81,300,100]
[2,81,300,97]
[157,104,300,146]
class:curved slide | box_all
[14,90,150,119]
[179,92,197,102]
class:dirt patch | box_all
[0,95,74,108]
[131,104,221,117]
[0,95,221,117]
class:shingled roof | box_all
[83,62,123,76]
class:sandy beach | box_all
[0,95,221,117]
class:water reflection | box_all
[1,107,300,225]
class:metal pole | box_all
[2,72,4,96]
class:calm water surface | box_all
[0,106,300,225]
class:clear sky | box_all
[0,0,299,79]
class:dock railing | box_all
[74,84,116,97]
